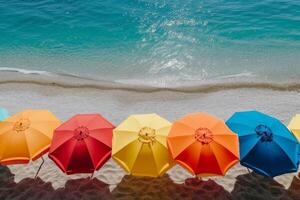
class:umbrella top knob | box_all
[255,124,273,142]
[74,126,90,141]
[194,127,213,144]
[138,127,156,145]
[13,118,31,132]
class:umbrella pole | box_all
[90,172,94,179]
[34,157,45,179]
[247,168,251,174]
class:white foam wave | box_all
[0,67,53,76]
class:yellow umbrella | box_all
[0,109,61,165]
[112,113,174,177]
[288,114,300,141]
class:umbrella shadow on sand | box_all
[0,165,114,200]
[230,172,297,200]
[1,165,299,200]
[111,174,231,200]
[51,177,114,200]
[0,165,54,200]
[286,175,300,199]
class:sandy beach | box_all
[0,72,299,199]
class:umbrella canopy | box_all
[226,110,299,177]
[0,109,61,165]
[0,108,8,121]
[167,112,239,176]
[112,113,174,177]
[49,114,115,174]
[288,114,300,141]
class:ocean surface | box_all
[0,0,299,87]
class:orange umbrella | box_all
[0,109,61,175]
[167,113,239,176]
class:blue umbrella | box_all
[0,108,8,121]
[226,110,299,177]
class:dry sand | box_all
[0,74,299,199]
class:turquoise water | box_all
[0,1,299,86]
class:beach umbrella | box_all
[112,114,174,177]
[167,113,239,176]
[0,108,8,121]
[0,109,61,177]
[288,114,300,141]
[226,111,299,177]
[287,115,300,167]
[49,114,115,175]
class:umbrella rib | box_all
[265,141,298,176]
[0,131,13,162]
[208,144,225,175]
[155,125,171,136]
[130,116,143,129]
[21,131,32,159]
[240,141,274,176]
[149,144,160,176]
[129,142,144,172]
[0,129,13,138]
[167,132,195,139]
[173,140,197,160]
[273,140,298,169]
[88,129,113,148]
[115,116,141,132]
[151,121,171,131]
[49,131,75,153]
[271,123,298,141]
[264,143,276,176]
[274,134,298,144]
[112,131,138,155]
[86,136,111,167]
[225,122,255,133]
[209,121,227,133]
[84,115,98,129]
[177,142,203,171]
[211,142,239,175]
[195,144,204,175]
[237,132,257,138]
[30,127,52,140]
[212,138,239,158]
[203,117,222,131]
[29,122,60,138]
[85,116,115,130]
[88,134,111,149]
[174,121,196,131]
[270,118,286,130]
[0,123,14,136]
[236,134,260,159]
[90,127,114,132]
[65,140,77,172]
[83,139,96,170]
[49,139,76,172]
[192,142,202,175]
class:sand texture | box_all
[0,74,299,199]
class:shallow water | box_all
[0,1,299,86]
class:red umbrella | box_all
[49,114,115,175]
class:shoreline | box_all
[3,71,300,94]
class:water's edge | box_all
[1,69,300,94]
